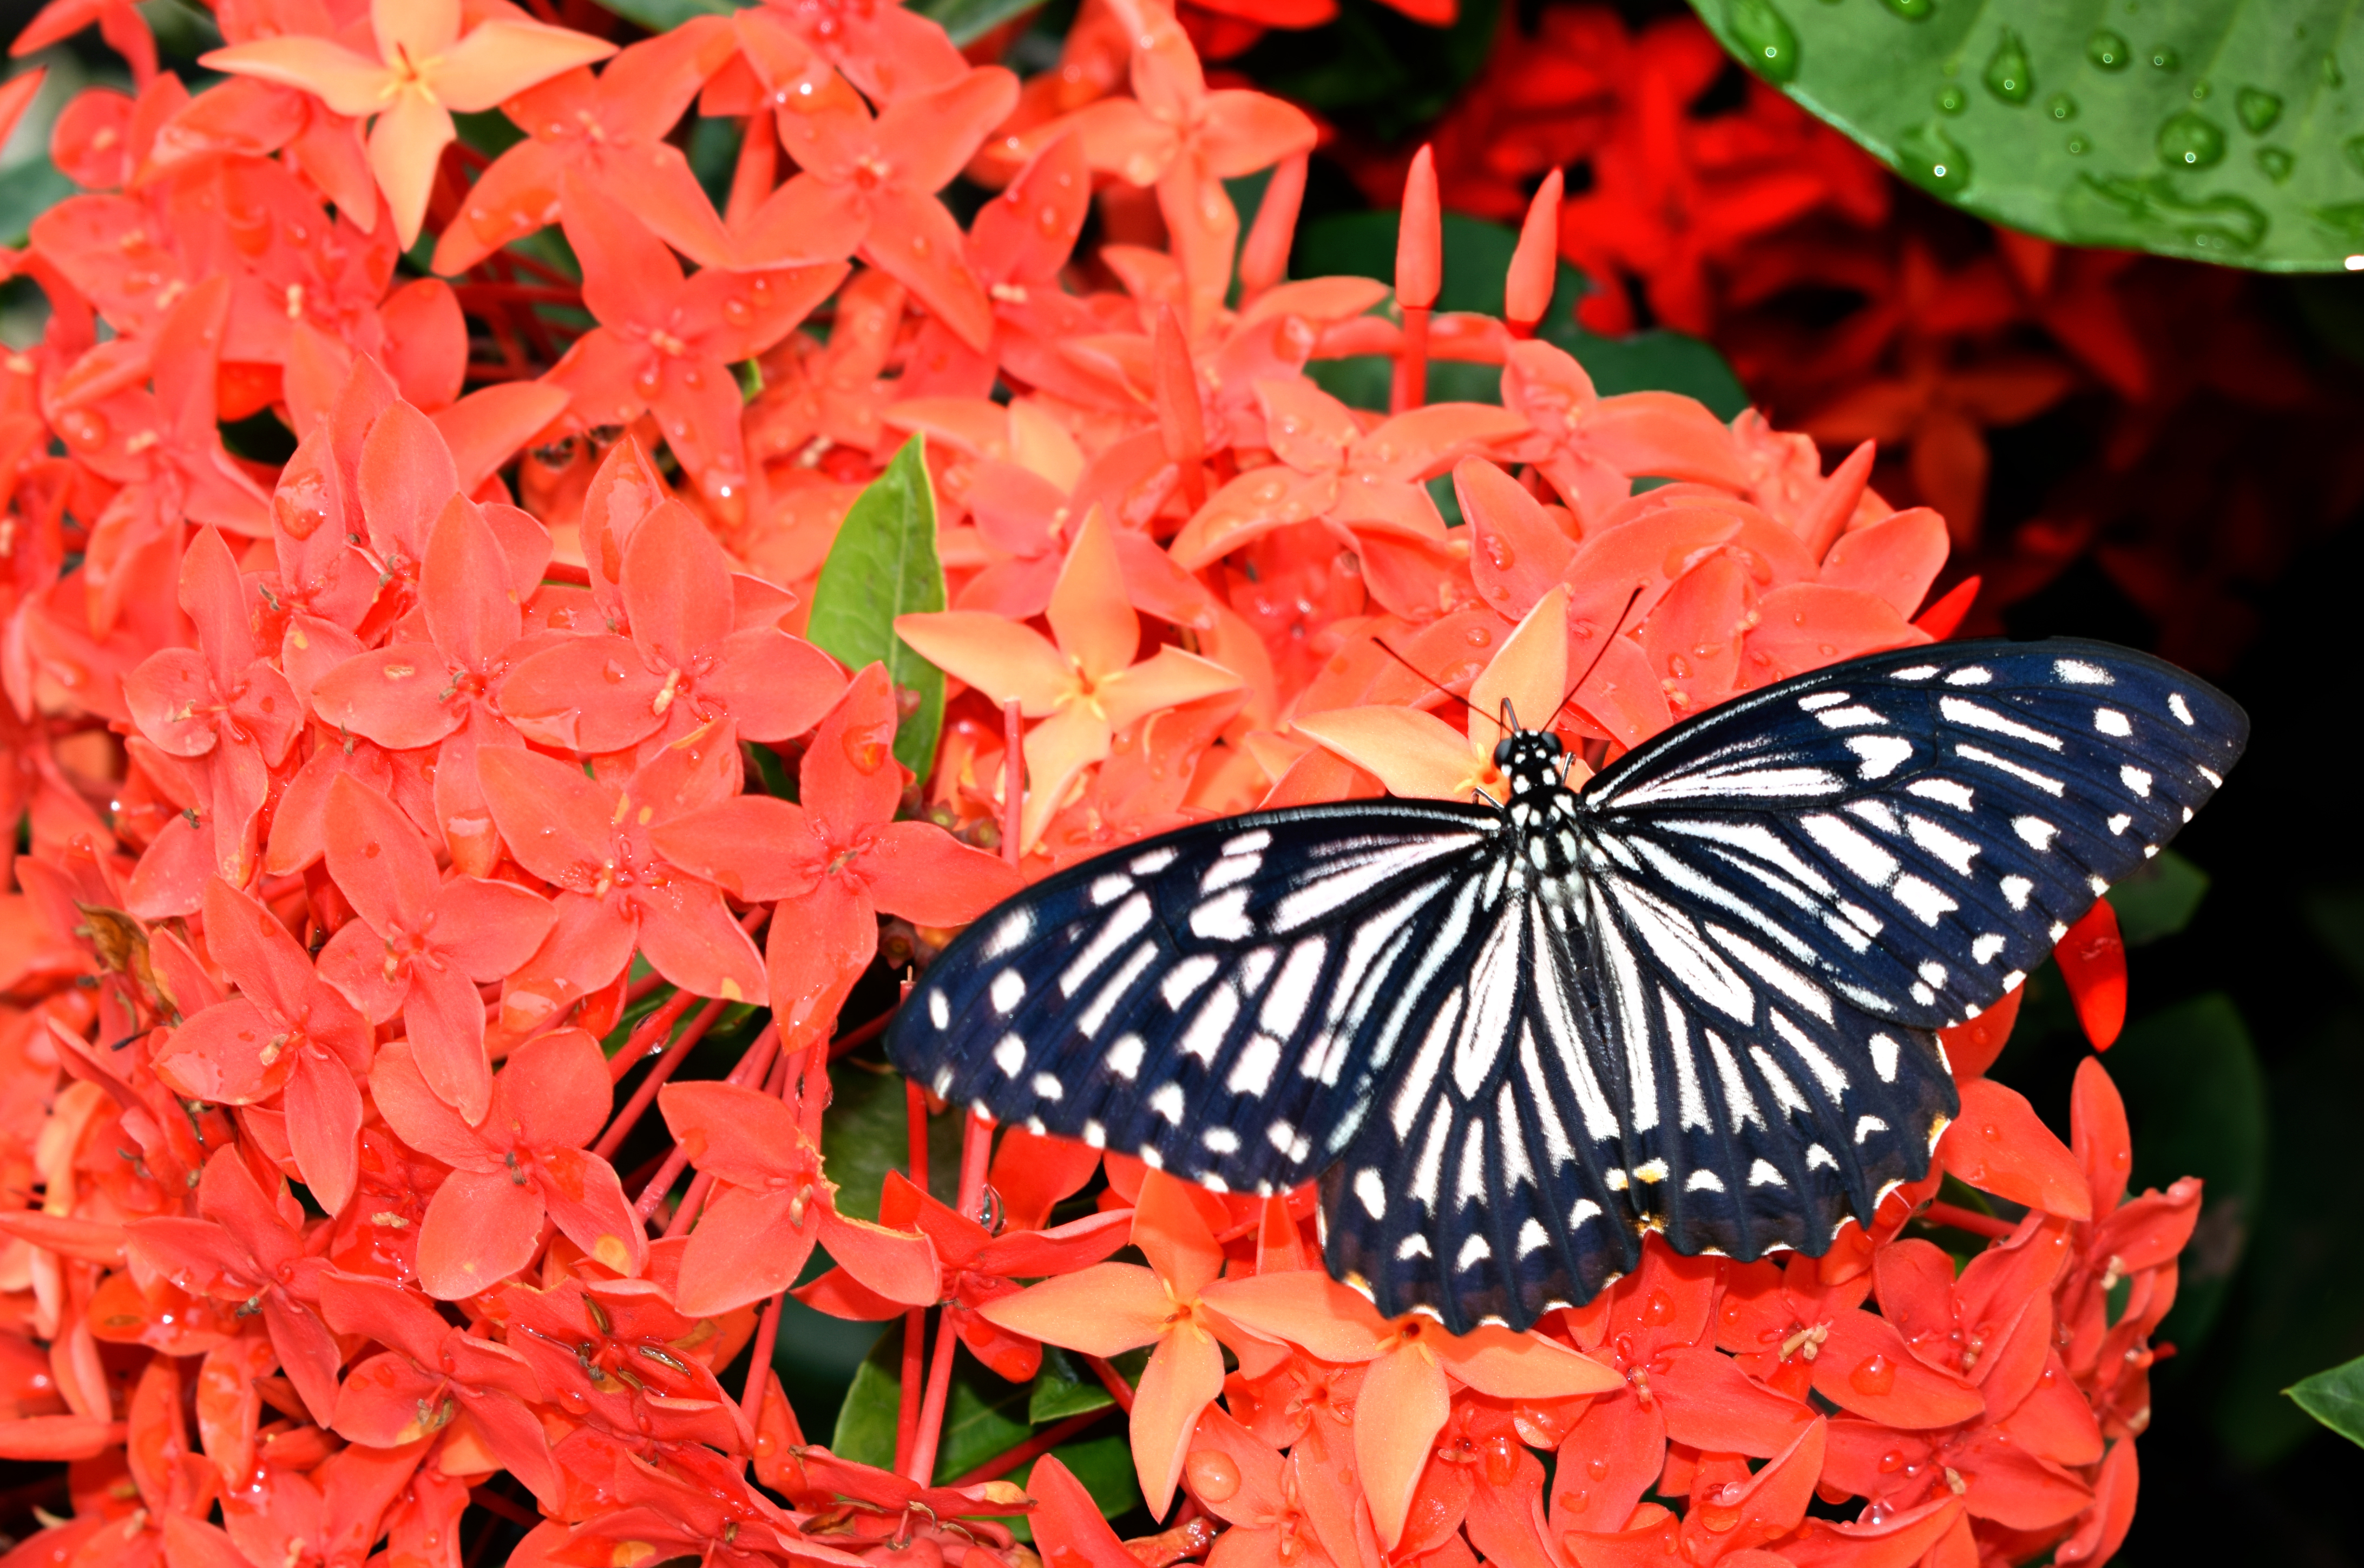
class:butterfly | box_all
[886,638,2247,1332]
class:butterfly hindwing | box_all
[889,802,1498,1195]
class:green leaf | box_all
[2108,993,2265,1357]
[911,0,1048,47]
[2289,1352,2364,1448]
[1293,211,1748,420]
[2216,1008,2364,1466]
[1029,1347,1117,1423]
[2104,848,2209,945]
[806,436,948,780]
[823,1060,963,1222]
[937,1357,1037,1479]
[0,153,72,253]
[831,1335,904,1468]
[1008,1434,1141,1538]
[1687,0,2364,271]
[592,0,743,28]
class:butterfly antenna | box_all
[1374,639,1485,723]
[1547,583,1647,732]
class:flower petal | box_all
[416,1167,546,1301]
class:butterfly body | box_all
[888,638,2247,1331]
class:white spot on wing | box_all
[1148,1082,1185,1123]
[1162,955,1220,1008]
[2120,765,2153,798]
[1749,1159,1786,1188]
[2014,816,2059,851]
[1848,734,1914,778]
[2094,708,2132,738]
[1190,888,1255,941]
[990,970,1026,1014]
[993,1035,1026,1077]
[2168,693,2195,726]
[1906,778,1975,810]
[1686,1169,1725,1192]
[1355,1169,1385,1218]
[2056,659,2112,686]
[1105,1034,1145,1080]
[1999,875,2033,911]
[1869,1033,1899,1082]
[1940,696,2063,750]
[929,992,950,1030]
[1943,666,1992,686]
[1892,874,1958,926]
[1958,743,2065,796]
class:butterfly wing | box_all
[1320,638,2247,1331]
[886,801,1502,1196]
[1581,637,2246,1027]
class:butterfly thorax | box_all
[1492,729,1585,881]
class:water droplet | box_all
[1896,122,1973,196]
[1586,1457,1611,1481]
[1936,84,1967,114]
[2237,86,2283,133]
[1642,1289,1677,1326]
[2256,146,2295,183]
[1881,0,1932,17]
[2066,134,2091,155]
[1724,0,1800,83]
[2050,93,2078,121]
[2088,30,2130,69]
[2158,110,2226,168]
[2150,45,2181,71]
[1848,1354,1897,1395]
[1877,1449,1906,1473]
[722,297,752,325]
[1984,28,2034,103]
[1185,1449,1238,1497]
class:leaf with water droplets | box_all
[1686,0,2364,269]
[807,436,949,783]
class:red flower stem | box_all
[740,1288,786,1435]
[828,1008,896,1061]
[607,988,699,1084]
[904,1301,963,1485]
[894,1306,928,1477]
[592,997,728,1159]
[1922,1200,2017,1239]
[946,1407,1115,1486]
[1393,306,1431,414]
[663,1171,716,1238]
[1082,1355,1135,1412]
[634,1023,780,1224]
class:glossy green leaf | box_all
[824,1060,963,1222]
[1008,1434,1141,1537]
[2105,848,2210,945]
[1293,211,1748,420]
[807,435,948,780]
[1029,1347,1117,1423]
[2109,993,2265,1356]
[2217,1009,2364,1466]
[832,1336,904,1467]
[2288,1352,2364,1448]
[1687,0,2364,270]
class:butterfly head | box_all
[1492,727,1566,794]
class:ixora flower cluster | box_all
[0,0,2186,1563]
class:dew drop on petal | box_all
[1848,1354,1897,1395]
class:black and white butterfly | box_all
[885,638,2247,1331]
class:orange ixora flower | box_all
[202,0,618,247]
[897,507,1244,849]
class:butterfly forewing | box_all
[1582,638,2246,1027]
[892,802,1498,1195]
[886,637,2248,1335]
